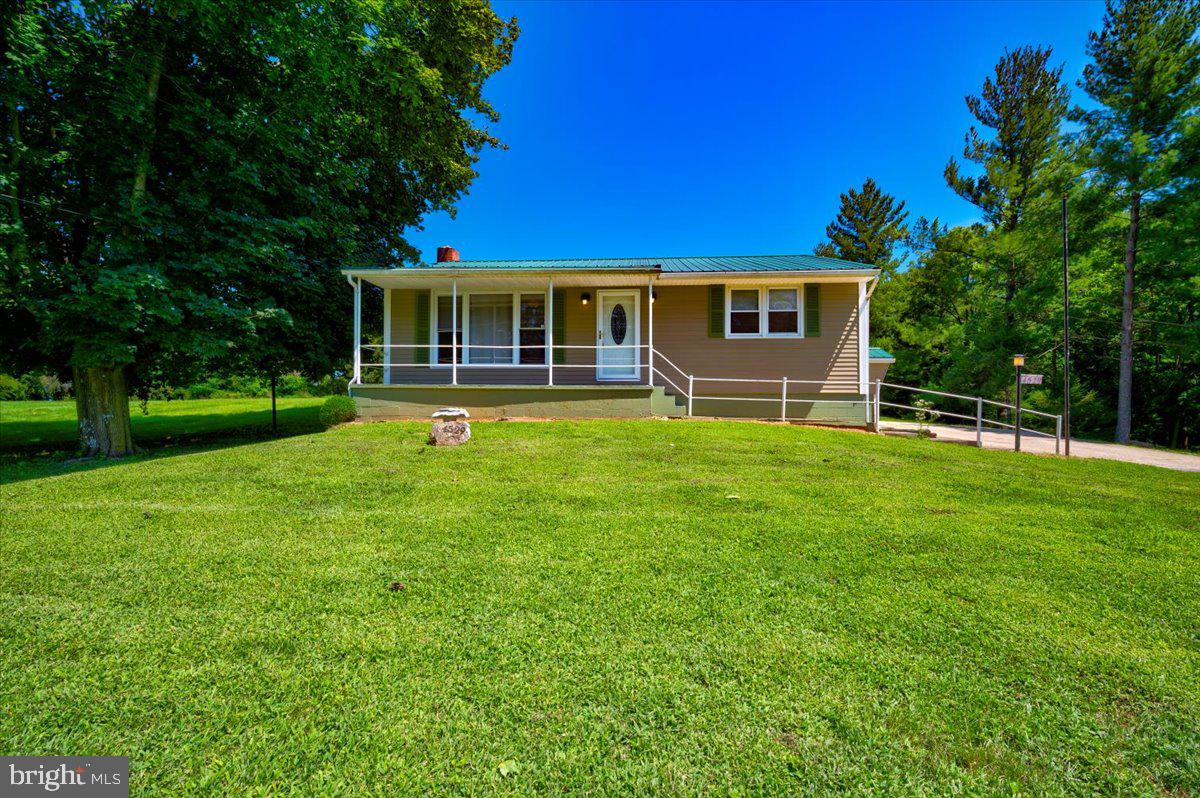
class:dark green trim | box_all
[708,284,724,338]
[804,284,820,337]
[414,291,430,364]
[552,289,566,365]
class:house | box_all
[342,248,894,423]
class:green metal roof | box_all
[869,347,895,360]
[404,253,873,273]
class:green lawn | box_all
[0,398,325,453]
[1,419,1197,795]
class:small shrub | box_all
[0,373,26,400]
[319,395,357,428]
[912,397,941,437]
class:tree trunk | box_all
[74,366,134,457]
[130,38,165,213]
[270,374,277,434]
[1115,192,1139,444]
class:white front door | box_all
[597,290,640,380]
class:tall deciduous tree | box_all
[1074,0,1200,443]
[813,178,909,274]
[1,0,518,455]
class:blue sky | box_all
[414,0,1105,263]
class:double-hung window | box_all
[518,294,546,364]
[436,295,462,364]
[726,286,803,338]
[766,288,800,335]
[729,289,761,335]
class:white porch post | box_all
[647,276,654,387]
[451,278,458,386]
[352,277,362,384]
[547,279,554,386]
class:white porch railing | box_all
[354,342,869,423]
[351,344,1064,454]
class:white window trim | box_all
[430,289,548,367]
[724,285,804,339]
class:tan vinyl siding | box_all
[651,284,861,394]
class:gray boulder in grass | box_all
[429,407,471,446]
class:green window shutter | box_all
[804,284,821,337]
[553,289,566,365]
[414,291,430,364]
[708,284,724,338]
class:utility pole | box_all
[1013,354,1025,452]
[1062,195,1071,458]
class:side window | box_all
[729,289,761,335]
[767,289,799,335]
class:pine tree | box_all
[1074,0,1200,443]
[813,178,909,274]
[944,46,1069,341]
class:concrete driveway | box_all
[880,421,1200,473]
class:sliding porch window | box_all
[468,294,514,364]
[431,291,550,365]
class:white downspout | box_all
[647,276,654,387]
[858,279,870,413]
[352,277,362,385]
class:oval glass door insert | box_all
[609,304,628,345]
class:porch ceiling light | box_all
[581,292,591,305]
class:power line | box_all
[0,191,105,222]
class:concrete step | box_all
[649,385,687,417]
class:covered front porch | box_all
[350,269,664,389]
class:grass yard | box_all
[1,419,1197,795]
[0,398,325,453]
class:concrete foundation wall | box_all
[353,385,668,420]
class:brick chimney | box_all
[436,245,460,263]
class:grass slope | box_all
[1,420,1197,795]
[0,398,325,453]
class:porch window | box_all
[468,294,513,364]
[436,295,462,364]
[729,289,761,335]
[767,289,799,335]
[519,294,546,365]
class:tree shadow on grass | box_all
[0,406,326,485]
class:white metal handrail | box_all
[876,380,1063,454]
